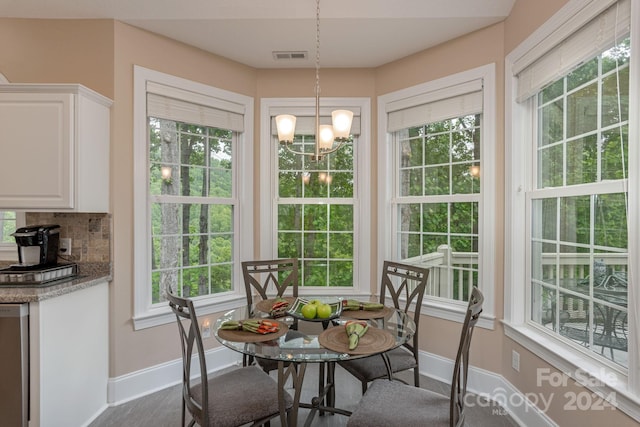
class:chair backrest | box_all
[450,286,484,427]
[241,258,299,306]
[380,260,429,353]
[167,292,209,426]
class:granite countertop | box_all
[0,262,112,303]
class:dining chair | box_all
[241,258,299,306]
[346,286,484,427]
[338,260,429,393]
[167,291,292,427]
[241,258,299,373]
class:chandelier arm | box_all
[274,0,352,162]
[317,139,345,157]
[283,144,317,157]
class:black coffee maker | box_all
[11,224,61,268]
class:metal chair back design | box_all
[167,292,209,427]
[241,258,299,306]
[380,260,430,385]
[451,286,484,426]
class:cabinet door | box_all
[0,92,74,209]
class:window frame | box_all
[378,64,496,329]
[133,66,254,330]
[259,97,372,297]
[504,0,640,416]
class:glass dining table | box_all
[213,299,416,427]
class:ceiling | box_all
[1,0,515,69]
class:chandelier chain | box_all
[315,0,321,97]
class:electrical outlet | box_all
[512,350,520,372]
[201,320,211,338]
[59,238,72,256]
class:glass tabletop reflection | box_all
[213,303,416,363]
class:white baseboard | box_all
[418,351,558,427]
[107,346,242,405]
[107,346,557,427]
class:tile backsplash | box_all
[25,213,112,263]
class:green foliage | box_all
[0,211,17,243]
[149,118,235,303]
[276,134,356,287]
[534,38,629,256]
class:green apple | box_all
[300,303,317,319]
[308,299,322,305]
[316,303,332,319]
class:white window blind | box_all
[386,79,483,132]
[270,106,361,135]
[147,81,244,132]
[514,0,630,102]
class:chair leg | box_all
[414,367,420,387]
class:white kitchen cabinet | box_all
[0,84,112,211]
[29,281,109,427]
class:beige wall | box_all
[111,21,260,373]
[0,19,114,97]
[2,1,637,424]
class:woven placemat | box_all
[216,319,289,343]
[341,305,394,320]
[254,297,297,314]
[318,325,396,355]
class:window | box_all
[530,39,630,368]
[133,66,254,329]
[506,0,639,415]
[379,64,496,326]
[260,98,371,295]
[0,211,24,261]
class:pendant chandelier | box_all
[275,0,353,161]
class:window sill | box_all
[503,321,640,422]
[133,294,247,330]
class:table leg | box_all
[318,362,325,416]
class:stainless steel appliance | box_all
[11,224,61,268]
[0,303,29,426]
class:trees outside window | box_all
[378,64,496,325]
[0,211,18,244]
[529,38,630,367]
[505,0,638,411]
[394,115,481,302]
[149,119,235,302]
[133,66,253,329]
[0,211,24,261]
[276,135,355,287]
[260,98,371,294]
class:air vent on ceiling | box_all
[273,51,308,61]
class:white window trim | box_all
[378,64,496,329]
[259,97,372,297]
[132,65,254,330]
[504,0,640,419]
[0,211,25,261]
